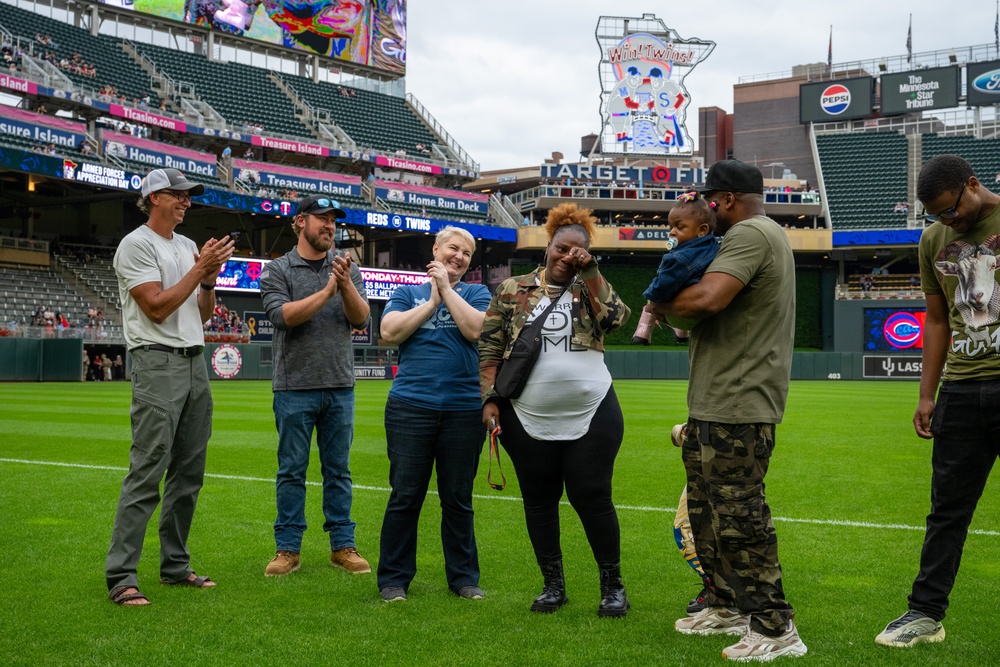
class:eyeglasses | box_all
[924,185,965,223]
[159,190,193,202]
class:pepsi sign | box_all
[819,84,851,115]
[800,77,874,123]
[967,60,1000,107]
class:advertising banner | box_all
[358,267,431,300]
[799,77,875,123]
[233,158,361,197]
[0,105,86,149]
[966,60,1000,107]
[879,66,960,116]
[121,0,406,75]
[243,310,273,343]
[619,228,673,241]
[541,163,703,184]
[863,355,922,379]
[0,73,39,96]
[596,15,715,156]
[102,132,217,177]
[109,103,188,132]
[864,307,926,351]
[251,134,330,157]
[215,258,269,293]
[375,179,488,214]
[374,154,443,176]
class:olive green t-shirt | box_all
[918,202,1000,381]
[687,215,796,424]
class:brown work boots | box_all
[265,547,371,576]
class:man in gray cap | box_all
[650,160,806,660]
[106,168,235,606]
[260,194,371,577]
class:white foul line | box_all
[3,457,998,537]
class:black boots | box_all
[597,562,629,618]
[530,559,568,613]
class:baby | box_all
[633,192,719,344]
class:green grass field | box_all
[1,380,998,666]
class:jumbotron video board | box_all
[102,1,406,75]
[864,307,926,352]
[879,66,960,116]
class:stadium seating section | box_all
[285,76,440,154]
[0,263,122,338]
[0,4,159,106]
[921,134,1000,186]
[816,132,908,230]
[0,2,489,223]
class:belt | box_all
[132,344,205,358]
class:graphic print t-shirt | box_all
[511,289,612,440]
[919,202,1000,380]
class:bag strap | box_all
[519,290,564,336]
[487,421,506,491]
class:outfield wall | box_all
[1,341,918,382]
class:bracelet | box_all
[200,283,216,290]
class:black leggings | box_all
[498,387,624,566]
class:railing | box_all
[0,236,49,253]
[739,42,1000,85]
[405,92,479,172]
[0,325,124,343]
[813,107,1000,139]
[508,185,822,207]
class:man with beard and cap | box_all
[649,160,806,661]
[876,154,1000,648]
[259,194,371,577]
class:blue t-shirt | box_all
[386,281,492,411]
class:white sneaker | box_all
[723,622,808,662]
[875,611,945,647]
[675,606,750,636]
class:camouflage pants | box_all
[682,420,794,636]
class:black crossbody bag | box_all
[493,294,564,399]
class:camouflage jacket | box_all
[478,262,631,403]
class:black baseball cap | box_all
[295,194,347,218]
[697,160,764,195]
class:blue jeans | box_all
[378,396,484,592]
[273,388,357,552]
[910,380,1000,621]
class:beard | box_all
[304,225,334,253]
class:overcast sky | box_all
[405,0,999,172]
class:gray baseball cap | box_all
[140,168,205,197]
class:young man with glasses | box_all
[876,154,1000,647]
[106,168,234,605]
[259,194,371,577]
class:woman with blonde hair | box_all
[479,203,632,617]
[377,226,492,602]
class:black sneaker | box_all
[686,586,711,615]
[380,586,407,602]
